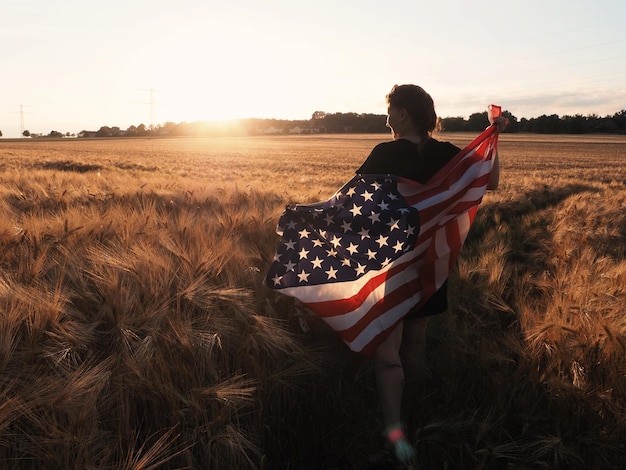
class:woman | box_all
[357,84,505,464]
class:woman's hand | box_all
[493,116,509,132]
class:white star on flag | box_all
[349,204,362,216]
[387,218,400,231]
[347,242,359,255]
[368,212,380,223]
[330,235,342,247]
[376,235,389,247]
[358,228,370,239]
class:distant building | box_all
[256,126,285,135]
[289,126,321,134]
[78,130,98,138]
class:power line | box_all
[135,87,161,129]
[10,104,33,136]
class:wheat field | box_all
[0,133,625,469]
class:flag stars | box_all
[376,235,389,247]
[347,242,359,255]
[358,228,370,240]
[387,218,400,231]
[361,190,374,201]
[269,176,429,290]
[325,266,338,280]
[349,203,363,216]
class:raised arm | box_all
[486,116,508,191]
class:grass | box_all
[0,133,625,469]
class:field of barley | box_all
[0,132,625,469]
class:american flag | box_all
[266,122,500,355]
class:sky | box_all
[1,0,625,138]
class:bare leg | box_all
[374,322,415,464]
[401,316,431,383]
[374,322,405,429]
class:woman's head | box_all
[386,84,437,141]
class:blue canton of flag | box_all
[269,175,420,289]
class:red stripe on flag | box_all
[337,274,422,343]
[306,257,418,317]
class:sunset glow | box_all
[1,0,625,137]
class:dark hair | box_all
[386,84,438,141]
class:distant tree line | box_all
[440,110,626,134]
[10,108,626,139]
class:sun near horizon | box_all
[2,1,625,138]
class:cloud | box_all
[503,88,626,118]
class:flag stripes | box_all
[266,123,500,354]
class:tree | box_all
[96,126,112,137]
[440,117,467,132]
[501,110,518,133]
[530,114,561,134]
[467,112,489,132]
[612,110,626,133]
